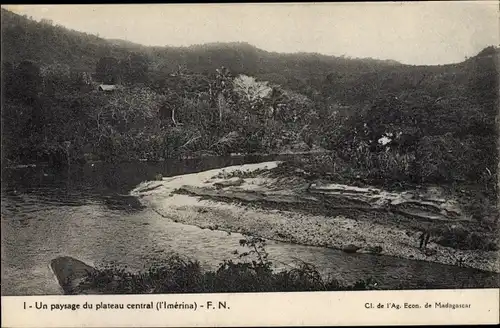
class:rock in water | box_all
[342,244,362,253]
[50,256,97,295]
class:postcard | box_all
[1,2,499,327]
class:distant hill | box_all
[1,9,402,80]
[1,9,141,70]
[2,8,498,102]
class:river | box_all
[1,156,499,295]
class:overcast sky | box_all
[4,2,499,65]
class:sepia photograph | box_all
[1,2,499,326]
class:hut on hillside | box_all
[98,84,118,92]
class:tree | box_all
[233,75,272,109]
[71,70,93,90]
[213,66,234,122]
[14,61,43,100]
[40,18,53,25]
[121,53,149,84]
[95,57,121,84]
[265,86,287,119]
[41,63,71,96]
[2,61,15,98]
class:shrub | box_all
[434,225,498,251]
[463,192,498,228]
[414,134,485,183]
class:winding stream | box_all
[1,156,499,295]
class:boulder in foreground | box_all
[50,256,98,295]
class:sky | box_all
[4,2,499,65]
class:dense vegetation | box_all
[1,9,399,86]
[2,9,498,195]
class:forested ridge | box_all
[1,9,401,86]
[2,8,498,194]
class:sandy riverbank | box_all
[131,161,499,273]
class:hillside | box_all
[1,8,402,84]
[3,7,498,99]
[2,7,498,175]
[1,9,143,70]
